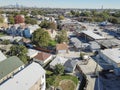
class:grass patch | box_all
[48,40,57,47]
[59,80,75,90]
[54,75,78,87]
[0,32,7,37]
[46,71,79,90]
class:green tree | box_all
[32,28,51,47]
[56,30,68,43]
[8,15,15,24]
[40,20,50,29]
[54,64,64,75]
[10,45,28,64]
[0,16,3,23]
[1,40,10,45]
[31,10,38,16]
[25,17,37,25]
[70,10,76,16]
[109,17,118,24]
[58,15,65,20]
[75,11,80,17]
[49,22,57,30]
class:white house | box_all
[27,49,39,59]
[0,62,46,90]
[33,52,52,65]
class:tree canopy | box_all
[25,17,37,25]
[10,45,28,64]
[54,64,64,75]
[15,15,25,24]
[8,15,15,24]
[56,30,68,43]
[32,28,51,47]
[58,15,65,20]
[40,20,57,30]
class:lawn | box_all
[54,75,78,86]
[59,80,75,90]
[46,73,79,90]
[0,32,7,37]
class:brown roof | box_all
[56,43,68,50]
[34,52,51,61]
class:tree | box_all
[25,17,37,25]
[70,10,76,16]
[40,20,57,30]
[58,15,65,20]
[56,30,68,43]
[109,17,118,24]
[10,45,28,64]
[54,64,64,75]
[49,22,57,30]
[31,10,38,16]
[8,15,15,24]
[1,40,10,45]
[32,28,51,47]
[0,16,3,23]
[40,20,50,29]
[80,52,85,60]
[75,11,80,17]
[15,15,25,24]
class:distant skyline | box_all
[0,0,120,9]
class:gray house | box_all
[64,59,78,73]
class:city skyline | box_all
[0,0,120,9]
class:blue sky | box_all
[0,0,119,9]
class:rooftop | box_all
[0,51,7,62]
[56,43,68,50]
[100,48,120,64]
[0,56,24,80]
[34,52,51,61]
[82,30,106,40]
[0,62,45,90]
[50,56,68,67]
[97,40,119,48]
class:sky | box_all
[0,0,120,9]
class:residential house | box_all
[98,48,120,75]
[50,56,68,69]
[64,59,78,73]
[56,43,68,54]
[0,51,7,62]
[33,52,52,65]
[88,41,100,52]
[27,49,39,59]
[0,56,24,84]
[0,62,46,90]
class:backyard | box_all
[46,70,79,90]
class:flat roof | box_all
[82,31,106,40]
[0,36,22,42]
[0,62,46,90]
[70,37,89,48]
[97,40,118,48]
[100,48,120,64]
